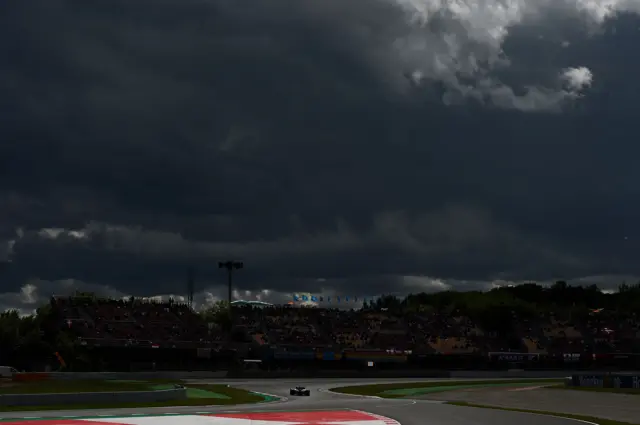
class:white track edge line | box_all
[223,384,286,403]
[251,390,288,402]
[322,388,382,399]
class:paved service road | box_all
[0,379,593,425]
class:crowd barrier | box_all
[570,372,640,389]
[0,387,187,407]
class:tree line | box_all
[366,281,640,313]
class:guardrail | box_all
[449,370,573,379]
[569,372,640,389]
[0,387,187,407]
[16,369,640,382]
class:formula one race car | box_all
[290,386,311,396]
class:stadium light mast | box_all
[218,260,244,310]
[186,266,195,309]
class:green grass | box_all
[547,384,640,395]
[0,379,176,394]
[0,382,267,412]
[447,401,638,425]
[330,379,563,398]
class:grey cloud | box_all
[2,205,604,296]
[1,0,640,309]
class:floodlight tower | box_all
[218,260,244,308]
[187,267,195,309]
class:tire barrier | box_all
[569,373,640,389]
[0,387,187,407]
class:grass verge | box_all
[546,384,640,395]
[0,380,177,394]
[446,401,638,425]
[330,379,562,398]
[0,383,267,412]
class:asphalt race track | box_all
[0,378,589,425]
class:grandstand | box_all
[1,282,639,372]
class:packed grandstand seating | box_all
[51,295,223,348]
[50,288,640,356]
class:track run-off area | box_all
[1,378,638,425]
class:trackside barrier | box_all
[46,370,449,380]
[0,388,187,406]
[451,370,640,379]
[33,369,638,381]
[569,372,640,389]
[449,370,572,379]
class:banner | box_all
[273,350,315,360]
[292,294,367,303]
[273,347,315,360]
[316,351,343,361]
[563,353,581,363]
[572,374,640,389]
[343,350,407,363]
[593,352,640,360]
[488,352,540,362]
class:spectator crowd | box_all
[48,281,640,357]
[234,304,640,356]
[51,295,221,348]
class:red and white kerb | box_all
[1,410,401,425]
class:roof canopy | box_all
[231,300,274,306]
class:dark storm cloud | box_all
[1,0,640,305]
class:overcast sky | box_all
[1,0,640,313]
